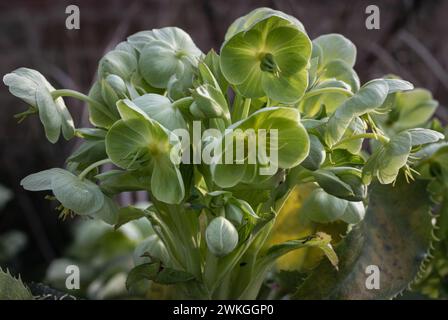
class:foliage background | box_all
[0,0,447,284]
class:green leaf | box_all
[0,269,33,300]
[295,178,433,299]
[116,205,150,230]
[67,139,107,165]
[316,167,367,201]
[261,232,338,270]
[126,262,160,291]
[155,268,195,284]
[96,170,148,194]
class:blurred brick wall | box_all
[0,0,447,278]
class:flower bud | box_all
[106,74,127,96]
[205,216,238,257]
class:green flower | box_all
[105,99,185,204]
[3,68,75,143]
[211,107,309,188]
[20,168,118,224]
[137,27,203,90]
[220,9,312,103]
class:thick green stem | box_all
[78,159,113,180]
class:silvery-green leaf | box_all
[0,269,33,300]
[133,94,187,131]
[51,170,104,215]
[408,128,444,146]
[206,217,239,257]
[20,168,67,191]
[138,27,202,88]
[313,34,357,68]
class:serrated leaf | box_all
[295,178,433,299]
[0,269,33,300]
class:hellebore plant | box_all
[3,8,448,300]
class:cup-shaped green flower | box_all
[20,168,118,224]
[138,27,203,90]
[3,68,75,143]
[105,100,185,204]
[362,128,444,184]
[220,10,312,104]
[211,107,309,188]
